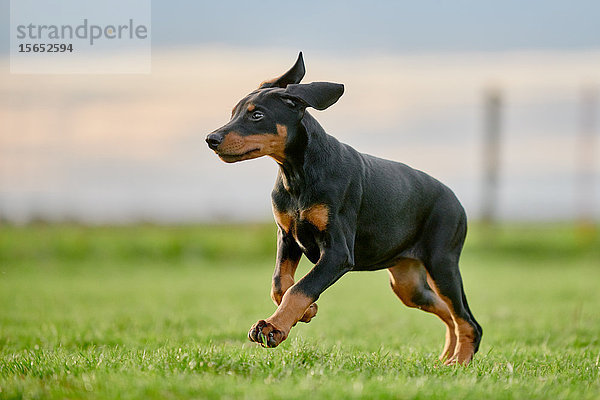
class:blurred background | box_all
[1,0,599,225]
[2,4,600,397]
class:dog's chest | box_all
[272,203,328,263]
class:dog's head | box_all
[206,52,344,164]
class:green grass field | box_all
[1,223,599,399]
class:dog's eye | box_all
[250,111,264,121]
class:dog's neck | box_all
[277,112,341,196]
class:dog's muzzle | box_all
[206,132,224,150]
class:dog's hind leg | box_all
[420,205,482,365]
[388,258,458,361]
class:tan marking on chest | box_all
[300,204,329,231]
[272,206,293,233]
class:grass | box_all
[0,223,599,399]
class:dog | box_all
[206,53,482,365]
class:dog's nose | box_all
[206,133,223,150]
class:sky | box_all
[2,0,600,54]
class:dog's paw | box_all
[248,320,287,348]
[298,303,318,323]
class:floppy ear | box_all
[283,82,345,111]
[259,52,305,89]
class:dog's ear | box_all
[259,52,305,89]
[283,82,345,111]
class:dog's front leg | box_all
[270,227,301,305]
[270,228,318,323]
[249,242,350,348]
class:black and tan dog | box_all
[206,53,482,365]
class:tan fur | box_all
[217,125,287,163]
[270,124,287,164]
[388,259,458,362]
[272,206,293,233]
[270,259,298,305]
[422,274,457,361]
[300,204,329,231]
[426,277,476,365]
[266,290,314,335]
[447,318,476,365]
[269,249,318,323]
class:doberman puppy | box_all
[206,53,482,365]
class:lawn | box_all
[1,223,599,399]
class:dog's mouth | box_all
[216,148,262,163]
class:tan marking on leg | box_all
[266,290,313,335]
[298,303,318,323]
[387,259,422,305]
[270,256,318,322]
[270,258,298,305]
[300,204,329,231]
[447,318,476,365]
[271,275,294,305]
[272,206,293,234]
[426,278,476,365]
[425,273,457,361]
[388,259,457,362]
